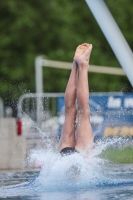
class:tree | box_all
[0,0,132,116]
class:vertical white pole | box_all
[35,56,43,126]
[85,0,133,87]
[35,56,43,94]
[0,98,3,118]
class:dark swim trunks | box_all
[60,147,79,156]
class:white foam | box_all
[0,137,132,197]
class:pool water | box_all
[0,138,133,200]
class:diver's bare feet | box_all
[74,43,92,67]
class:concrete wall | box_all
[0,118,26,170]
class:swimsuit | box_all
[60,147,79,156]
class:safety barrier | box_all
[18,92,133,139]
[17,93,64,134]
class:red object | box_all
[17,119,22,135]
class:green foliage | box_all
[0,0,132,114]
[100,147,133,164]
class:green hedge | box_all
[100,147,133,163]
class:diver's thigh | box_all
[75,116,93,152]
[59,109,76,151]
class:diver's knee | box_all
[77,107,90,119]
[65,106,77,115]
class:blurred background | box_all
[0,0,133,171]
[0,0,133,117]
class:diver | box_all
[59,43,94,156]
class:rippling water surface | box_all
[0,138,133,200]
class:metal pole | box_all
[85,0,133,87]
[43,59,125,75]
[0,98,4,118]
[35,56,44,127]
[35,56,43,93]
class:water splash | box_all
[0,137,133,197]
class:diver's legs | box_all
[59,62,78,152]
[74,43,94,152]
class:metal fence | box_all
[18,93,133,139]
[17,93,64,129]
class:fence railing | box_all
[17,93,64,128]
[18,93,133,139]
